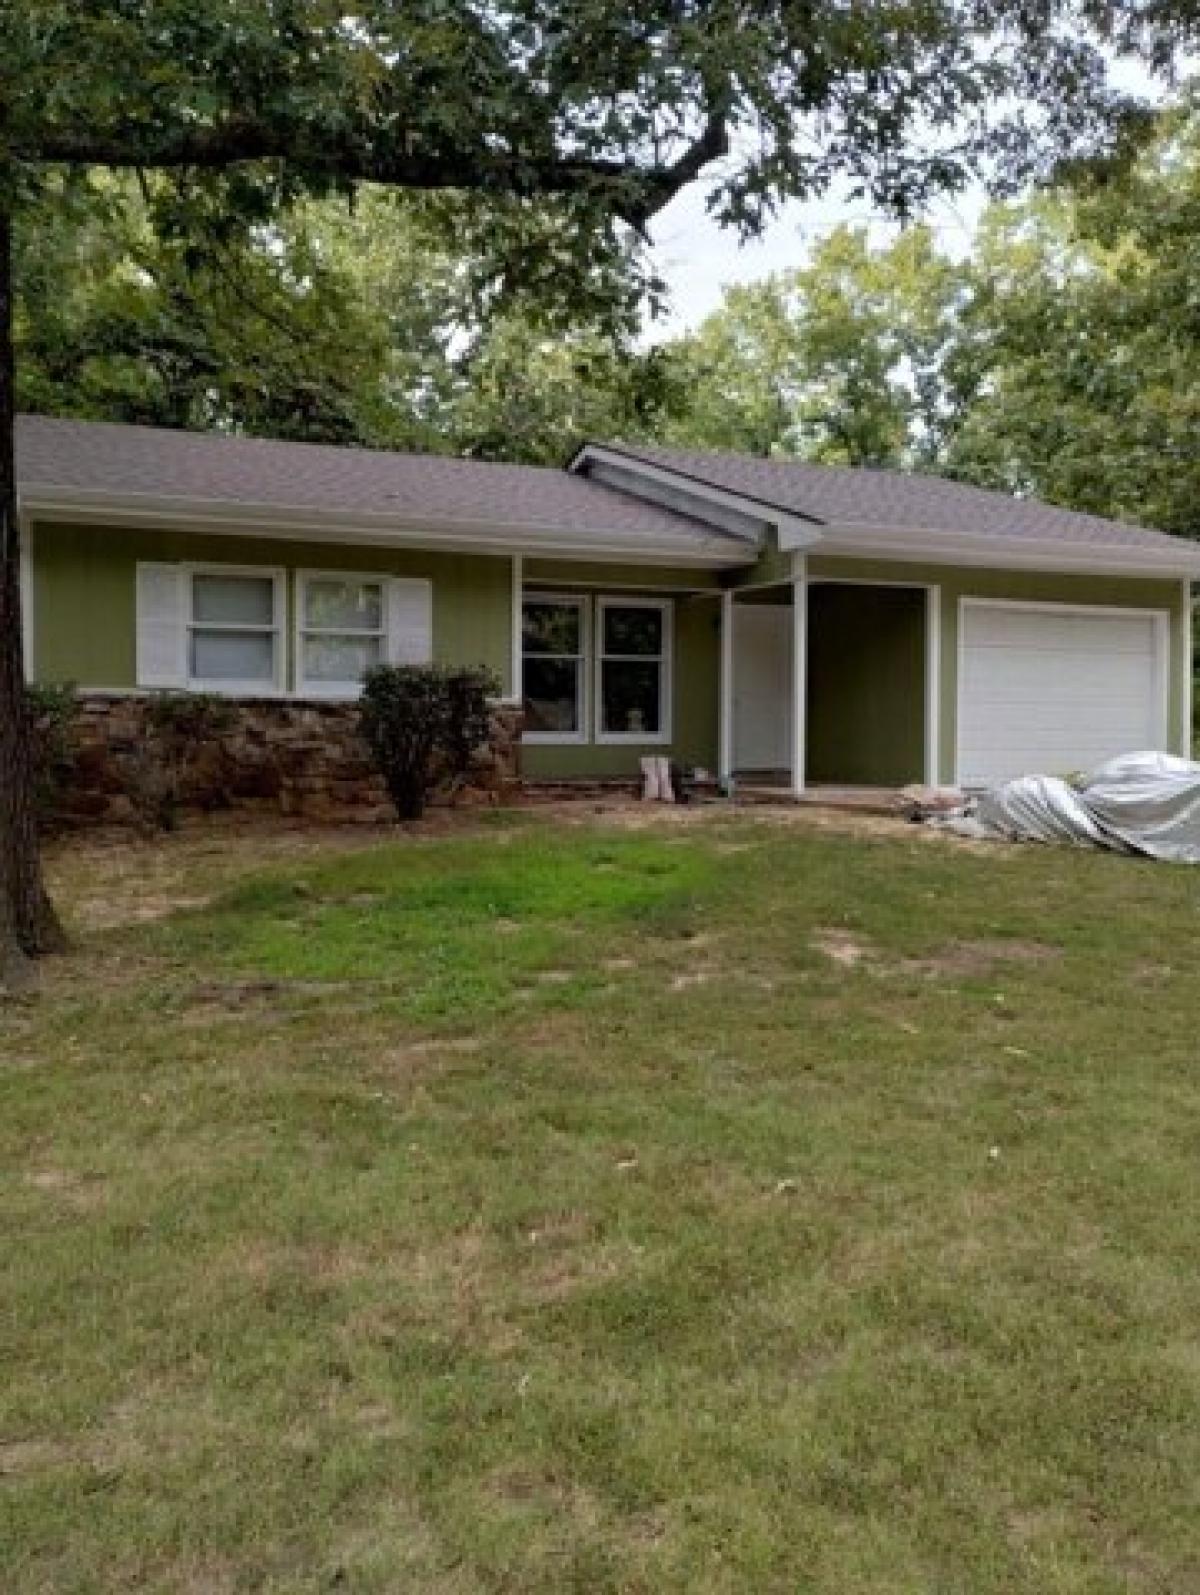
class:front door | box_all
[733,603,792,770]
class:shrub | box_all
[358,664,500,821]
[132,691,237,831]
[444,666,501,787]
[26,682,78,822]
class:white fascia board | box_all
[571,444,823,551]
[790,520,1200,578]
[20,487,754,569]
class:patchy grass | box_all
[4,808,1200,1592]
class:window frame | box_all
[594,595,673,746]
[520,591,590,745]
[185,563,286,696]
[294,569,390,700]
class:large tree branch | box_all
[15,110,730,226]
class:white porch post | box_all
[718,589,734,784]
[925,585,942,786]
[791,559,807,795]
[1182,577,1194,758]
[510,555,523,703]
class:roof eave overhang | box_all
[20,486,755,571]
[570,443,823,551]
[789,521,1200,579]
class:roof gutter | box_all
[19,485,756,570]
[793,522,1200,579]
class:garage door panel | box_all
[962,662,1154,701]
[964,608,1155,652]
[958,603,1164,786]
[962,683,1157,714]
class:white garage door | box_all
[958,601,1167,787]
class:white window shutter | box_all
[136,563,187,687]
[386,578,433,665]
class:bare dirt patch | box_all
[669,970,712,992]
[899,939,1061,978]
[223,1238,377,1288]
[23,1168,108,1210]
[812,928,872,967]
[0,1438,73,1476]
[377,1035,486,1089]
[811,930,1060,979]
[178,977,353,1025]
[389,1035,483,1061]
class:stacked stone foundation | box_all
[55,694,524,827]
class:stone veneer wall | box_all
[56,694,524,827]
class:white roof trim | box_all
[799,522,1200,578]
[574,443,1200,578]
[20,485,755,569]
[570,443,823,550]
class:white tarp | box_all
[936,752,1200,862]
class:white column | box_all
[1182,577,1194,758]
[925,585,941,786]
[791,560,807,795]
[510,555,523,704]
[718,589,734,783]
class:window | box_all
[298,574,387,695]
[522,595,586,741]
[188,569,283,691]
[597,598,671,743]
[137,564,432,697]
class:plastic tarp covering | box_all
[939,752,1200,862]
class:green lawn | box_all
[4,807,1200,1592]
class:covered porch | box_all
[718,570,939,796]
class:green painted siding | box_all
[31,519,1186,787]
[807,585,926,784]
[807,555,1188,780]
[519,589,721,779]
[32,522,515,694]
[524,559,722,591]
[723,533,792,591]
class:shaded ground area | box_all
[4,805,1200,1592]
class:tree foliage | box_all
[14,178,678,461]
[661,226,971,465]
[942,111,1200,539]
[651,102,1200,543]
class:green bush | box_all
[358,664,500,821]
[134,691,237,831]
[26,682,78,821]
[444,666,501,786]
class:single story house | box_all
[16,414,1200,793]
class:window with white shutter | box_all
[297,573,388,696]
[385,578,434,667]
[136,562,284,694]
[136,564,187,688]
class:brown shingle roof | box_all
[15,415,743,563]
[17,415,1200,573]
[599,442,1197,559]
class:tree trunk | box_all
[0,205,66,987]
